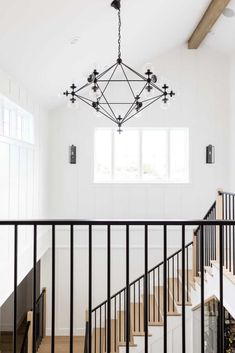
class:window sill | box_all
[93,180,190,185]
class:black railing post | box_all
[88,225,92,353]
[219,224,224,353]
[144,225,148,353]
[107,225,111,353]
[126,225,130,353]
[163,225,167,353]
[182,225,186,353]
[13,224,18,353]
[33,225,37,353]
[51,225,55,353]
[70,225,74,353]
[200,225,205,353]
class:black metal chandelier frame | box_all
[64,0,175,132]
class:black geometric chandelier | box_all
[64,0,175,133]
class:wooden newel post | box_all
[216,189,223,262]
[27,311,33,353]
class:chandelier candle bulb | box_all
[63,0,175,131]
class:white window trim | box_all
[94,127,190,184]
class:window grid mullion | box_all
[139,130,143,182]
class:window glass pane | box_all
[142,130,168,181]
[114,130,139,181]
[28,116,34,143]
[95,130,112,181]
[17,114,22,140]
[11,110,17,138]
[3,108,10,137]
[22,115,29,142]
[170,129,189,181]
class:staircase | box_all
[84,243,194,353]
[3,190,235,353]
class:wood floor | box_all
[38,336,84,353]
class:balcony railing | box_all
[0,218,233,353]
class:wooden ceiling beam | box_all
[188,0,230,49]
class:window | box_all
[0,94,34,144]
[0,93,35,219]
[94,128,189,183]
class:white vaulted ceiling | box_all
[0,0,234,108]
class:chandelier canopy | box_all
[63,0,175,133]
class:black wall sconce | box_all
[69,145,77,164]
[206,145,215,164]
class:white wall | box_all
[48,46,230,221]
[229,53,235,191]
[42,46,231,335]
[0,67,49,306]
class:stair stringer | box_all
[191,262,235,319]
[119,306,193,353]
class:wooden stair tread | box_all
[38,336,84,353]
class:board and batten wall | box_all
[41,46,230,334]
[0,67,49,306]
[229,53,235,191]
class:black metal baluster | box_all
[233,196,235,275]
[138,281,140,332]
[167,260,170,312]
[119,294,121,342]
[186,246,189,303]
[144,225,148,353]
[182,225,186,353]
[51,225,55,353]
[95,310,97,353]
[148,274,150,322]
[229,195,232,272]
[124,290,126,342]
[153,270,156,322]
[226,195,228,269]
[172,258,175,312]
[107,225,111,353]
[133,283,136,332]
[88,225,92,353]
[70,225,74,353]
[157,267,160,322]
[200,225,205,353]
[115,297,117,352]
[13,225,18,353]
[100,307,102,353]
[33,225,37,353]
[126,225,130,353]
[177,253,179,302]
[219,224,224,353]
[163,225,167,353]
[105,303,107,352]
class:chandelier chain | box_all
[118,6,121,59]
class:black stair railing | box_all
[194,191,235,278]
[90,240,193,353]
[219,191,235,275]
[0,219,233,353]
[194,201,216,276]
